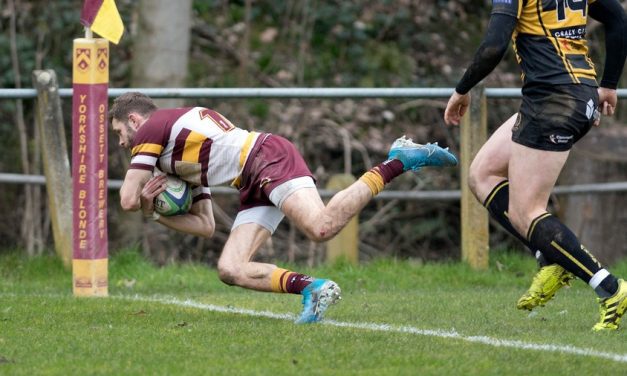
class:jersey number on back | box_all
[199,108,235,132]
[544,0,587,21]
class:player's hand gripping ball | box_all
[153,174,192,216]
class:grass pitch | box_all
[1,250,626,375]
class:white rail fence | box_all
[1,87,626,198]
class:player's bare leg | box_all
[467,115,533,247]
[507,144,567,236]
[282,137,458,242]
[217,223,275,291]
[216,221,342,323]
[280,136,458,323]
[269,182,372,324]
[508,143,624,329]
[280,183,373,242]
[469,114,575,309]
[469,114,549,258]
[468,113,514,202]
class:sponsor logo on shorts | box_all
[549,134,574,144]
[586,99,595,120]
[259,177,272,188]
[586,99,600,122]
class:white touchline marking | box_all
[3,292,626,363]
[115,294,627,364]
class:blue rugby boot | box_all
[295,279,342,324]
[388,135,458,172]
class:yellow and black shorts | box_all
[512,84,599,152]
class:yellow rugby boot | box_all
[592,279,627,331]
[517,264,575,311]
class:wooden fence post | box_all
[32,70,73,268]
[460,85,489,270]
[325,174,359,264]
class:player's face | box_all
[111,119,137,149]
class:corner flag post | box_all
[72,0,123,297]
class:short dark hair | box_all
[109,92,158,122]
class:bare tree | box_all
[131,0,192,108]
[8,0,44,255]
[127,0,193,261]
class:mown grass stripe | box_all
[117,294,627,364]
[4,292,625,364]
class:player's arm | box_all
[120,168,153,211]
[454,13,517,95]
[151,198,215,239]
[589,0,626,90]
[589,0,626,117]
[445,11,518,125]
[140,183,215,238]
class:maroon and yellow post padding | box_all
[72,38,109,296]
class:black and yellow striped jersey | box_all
[493,0,598,87]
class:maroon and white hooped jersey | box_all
[129,107,260,188]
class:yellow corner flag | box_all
[80,0,124,44]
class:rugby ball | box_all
[153,174,192,216]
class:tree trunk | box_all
[9,0,43,255]
[559,126,627,265]
[129,0,193,259]
[131,0,192,108]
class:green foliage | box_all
[246,98,270,119]
[1,250,626,375]
[186,0,496,88]
[3,0,615,264]
[0,0,84,88]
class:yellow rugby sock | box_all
[270,268,314,294]
[359,169,385,196]
[270,268,291,293]
[359,159,405,196]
